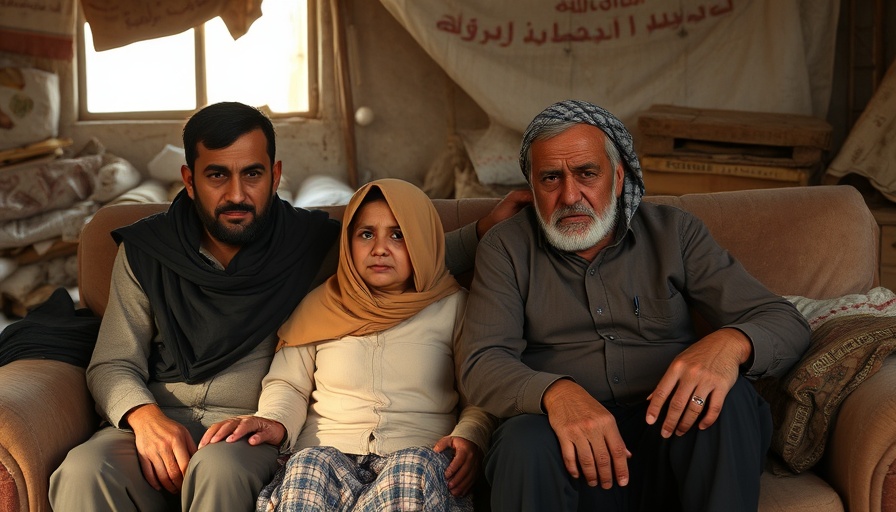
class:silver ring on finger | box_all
[691,395,705,407]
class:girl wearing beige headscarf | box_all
[202,179,495,511]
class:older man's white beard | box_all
[536,192,619,253]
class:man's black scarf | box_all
[112,189,339,384]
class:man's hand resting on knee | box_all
[542,379,632,490]
[645,328,752,438]
[125,403,198,493]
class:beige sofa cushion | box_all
[647,186,878,298]
[760,471,844,512]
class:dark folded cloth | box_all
[0,287,100,368]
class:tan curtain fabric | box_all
[81,0,263,51]
[825,59,896,201]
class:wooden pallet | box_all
[637,105,832,167]
[643,169,812,196]
[641,155,815,195]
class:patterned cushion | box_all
[755,288,896,473]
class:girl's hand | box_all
[434,435,482,497]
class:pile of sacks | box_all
[0,65,171,317]
[0,138,147,316]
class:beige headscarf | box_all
[277,179,460,348]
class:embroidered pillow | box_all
[755,287,896,472]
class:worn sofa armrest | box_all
[0,359,97,512]
[823,355,896,512]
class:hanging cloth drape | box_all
[825,59,896,201]
[379,0,840,186]
[0,0,77,59]
[80,0,263,51]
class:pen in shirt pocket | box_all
[633,295,640,317]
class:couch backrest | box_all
[647,185,878,299]
[78,185,878,317]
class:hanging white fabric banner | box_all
[379,0,839,185]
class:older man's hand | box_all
[542,379,632,489]
[645,327,753,437]
[199,415,286,449]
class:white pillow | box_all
[785,287,896,330]
[90,153,143,203]
[459,123,528,187]
[147,144,186,183]
[293,175,354,207]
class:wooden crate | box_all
[637,105,832,168]
[642,169,812,195]
[641,155,814,195]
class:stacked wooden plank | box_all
[0,137,71,168]
[636,105,832,195]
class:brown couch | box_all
[1,184,894,511]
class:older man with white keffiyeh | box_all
[456,100,811,512]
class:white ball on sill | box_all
[354,106,375,126]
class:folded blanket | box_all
[0,287,99,367]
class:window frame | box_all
[76,1,319,121]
